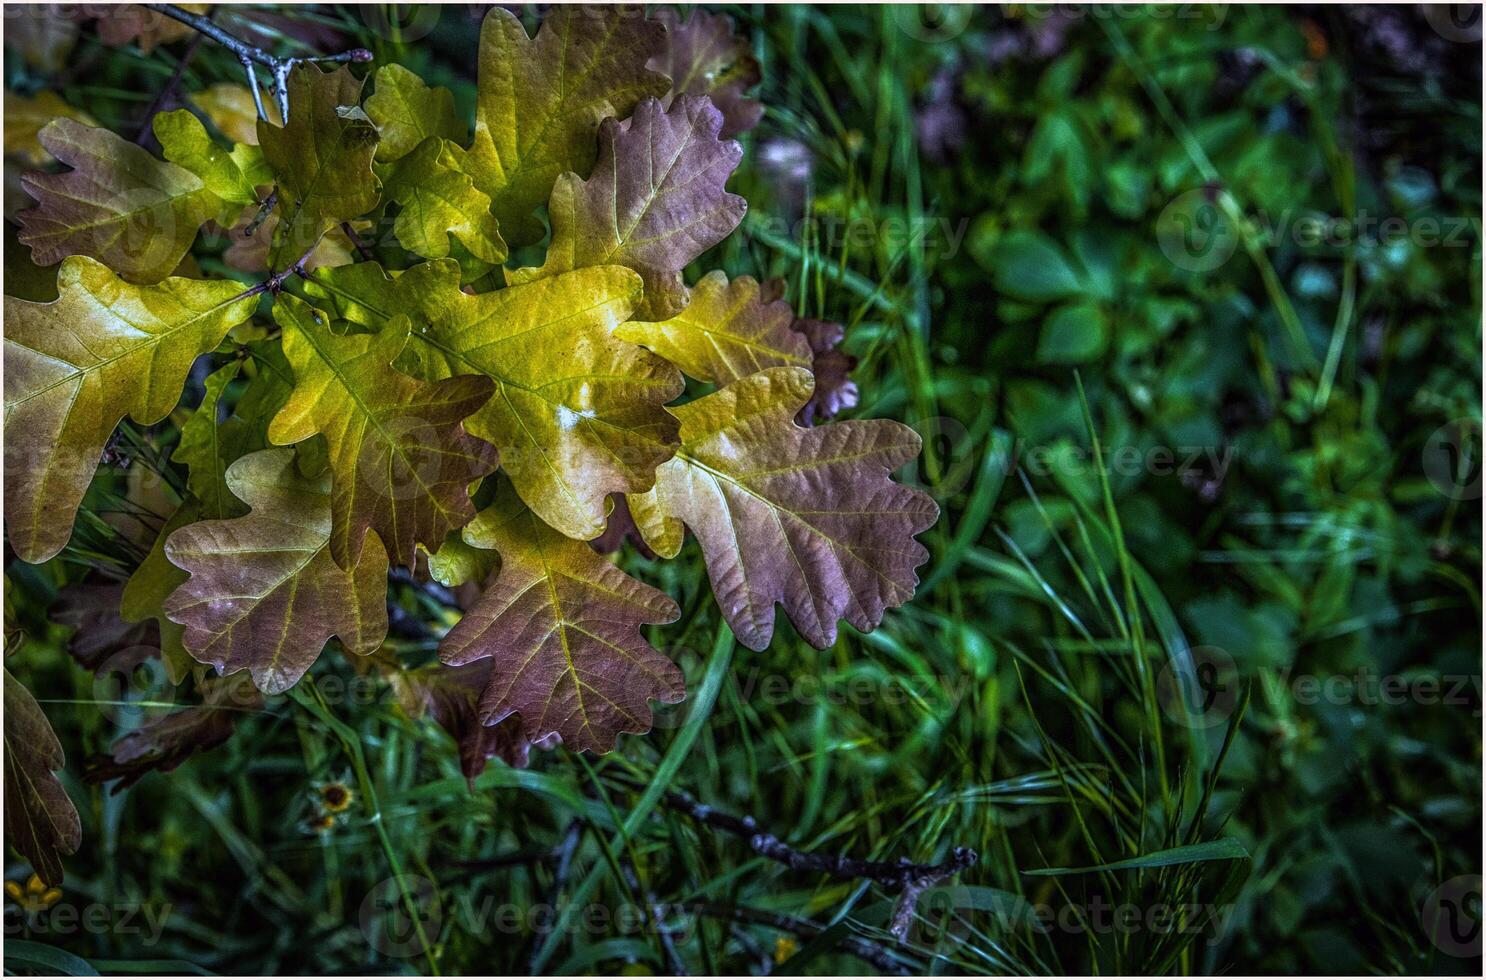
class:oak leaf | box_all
[155,108,267,210]
[3,256,257,563]
[650,8,764,138]
[268,293,500,570]
[4,90,95,166]
[3,668,82,886]
[17,118,222,281]
[84,674,262,790]
[50,583,157,673]
[465,5,669,245]
[389,661,538,781]
[307,260,683,541]
[257,64,380,268]
[94,4,205,52]
[792,317,860,424]
[616,270,809,384]
[380,137,507,278]
[510,96,746,320]
[172,359,248,520]
[4,8,79,73]
[440,482,683,753]
[163,448,390,694]
[628,367,937,650]
[365,63,462,163]
[121,499,202,684]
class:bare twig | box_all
[244,190,278,238]
[681,902,914,976]
[659,788,976,942]
[244,238,323,298]
[341,221,375,262]
[621,859,688,976]
[135,30,205,149]
[142,3,371,120]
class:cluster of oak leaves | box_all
[4,6,937,887]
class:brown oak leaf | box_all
[440,482,683,753]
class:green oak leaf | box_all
[155,108,268,210]
[268,293,500,570]
[258,64,381,269]
[172,359,247,521]
[616,270,810,384]
[425,531,499,588]
[509,95,747,320]
[163,448,390,695]
[628,367,938,651]
[305,260,682,542]
[439,481,682,753]
[3,256,257,563]
[365,63,462,163]
[381,137,507,279]
[465,5,669,245]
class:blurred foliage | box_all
[4,3,1481,976]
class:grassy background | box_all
[4,4,1482,975]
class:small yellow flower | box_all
[774,935,798,963]
[5,874,62,913]
[305,812,337,834]
[319,781,354,813]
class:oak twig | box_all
[143,3,371,120]
[681,902,914,976]
[341,222,375,262]
[135,30,205,149]
[245,239,322,298]
[660,788,977,941]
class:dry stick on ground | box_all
[525,820,584,975]
[143,3,370,120]
[620,859,689,977]
[681,902,914,976]
[660,788,977,941]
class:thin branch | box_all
[244,190,278,238]
[659,788,976,942]
[681,902,914,976]
[244,238,323,299]
[135,30,206,148]
[142,3,371,120]
[341,221,375,262]
[621,859,688,976]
